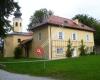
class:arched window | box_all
[15,22,18,26]
[20,23,22,27]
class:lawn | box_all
[0,55,100,80]
[0,57,42,62]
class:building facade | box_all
[31,16,95,59]
[4,14,95,59]
[4,8,32,57]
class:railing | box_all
[51,40,94,54]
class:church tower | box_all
[13,8,22,32]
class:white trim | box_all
[72,32,77,41]
[56,48,64,54]
[58,32,64,40]
[86,34,90,42]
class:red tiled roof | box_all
[30,15,95,32]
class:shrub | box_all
[90,52,95,55]
[14,46,22,59]
[79,40,87,56]
[66,39,74,57]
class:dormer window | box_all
[64,20,68,25]
[64,20,68,23]
[81,24,85,27]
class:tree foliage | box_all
[73,14,100,45]
[66,39,74,57]
[79,40,87,56]
[0,0,19,38]
[14,46,22,59]
[28,8,53,30]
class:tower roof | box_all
[14,8,22,18]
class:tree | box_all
[66,39,74,57]
[73,14,100,45]
[28,8,53,29]
[79,40,87,56]
[0,0,19,38]
[14,46,22,59]
[73,14,97,28]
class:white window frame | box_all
[72,32,77,41]
[86,34,90,41]
[56,48,63,54]
[58,32,64,40]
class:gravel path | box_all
[0,69,55,80]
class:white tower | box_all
[13,8,22,32]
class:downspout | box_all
[49,26,52,59]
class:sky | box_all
[12,0,100,32]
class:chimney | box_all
[73,19,79,25]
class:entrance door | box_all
[72,48,77,57]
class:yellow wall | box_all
[49,26,94,59]
[4,36,14,57]
[4,35,32,57]
[13,18,22,32]
[4,25,94,60]
[33,26,49,59]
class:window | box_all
[64,20,68,25]
[86,34,89,41]
[72,33,77,40]
[18,38,21,43]
[20,23,22,27]
[38,32,41,40]
[58,32,64,39]
[15,22,18,26]
[57,48,63,54]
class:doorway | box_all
[72,48,77,57]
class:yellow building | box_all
[4,12,95,59]
[30,16,95,60]
[4,8,32,57]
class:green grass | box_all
[1,55,100,80]
[0,57,42,62]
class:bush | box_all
[79,40,87,56]
[66,39,74,57]
[14,46,22,59]
[90,52,95,55]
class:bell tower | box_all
[13,8,22,32]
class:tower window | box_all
[20,23,22,27]
[15,22,18,26]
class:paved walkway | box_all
[0,69,55,80]
[0,59,50,64]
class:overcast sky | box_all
[12,0,100,32]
